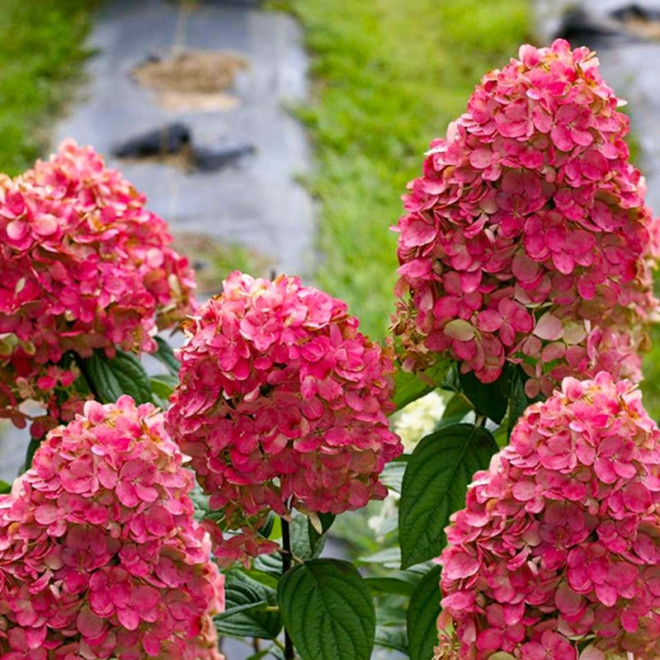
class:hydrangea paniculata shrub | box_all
[437,372,660,659]
[0,395,224,659]
[0,141,197,435]
[393,39,660,396]
[166,272,402,561]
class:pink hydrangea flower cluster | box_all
[166,272,402,559]
[0,395,224,660]
[437,372,660,659]
[0,141,197,433]
[393,39,660,396]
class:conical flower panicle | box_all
[166,272,402,564]
[437,372,660,659]
[0,396,224,659]
[394,39,660,397]
[0,141,197,435]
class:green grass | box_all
[641,303,660,420]
[277,0,531,338]
[0,0,98,176]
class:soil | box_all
[133,50,248,111]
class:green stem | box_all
[281,517,295,660]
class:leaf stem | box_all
[281,516,295,660]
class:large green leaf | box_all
[380,456,408,494]
[253,551,284,579]
[305,512,335,559]
[440,393,473,427]
[365,570,421,597]
[149,374,178,399]
[278,559,375,660]
[215,570,282,640]
[359,547,401,569]
[290,512,327,561]
[458,367,509,424]
[507,366,532,439]
[0,479,11,494]
[375,625,408,654]
[153,336,180,376]
[81,349,152,405]
[393,359,450,411]
[399,423,498,568]
[407,565,442,660]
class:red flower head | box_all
[393,39,659,397]
[437,372,660,659]
[0,141,197,434]
[166,272,402,563]
[0,396,224,659]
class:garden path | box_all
[535,0,660,211]
[1,0,315,481]
[56,0,315,277]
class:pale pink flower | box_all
[0,396,224,659]
[394,40,659,394]
[437,373,660,658]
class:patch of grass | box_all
[277,0,531,338]
[642,305,660,421]
[0,0,98,175]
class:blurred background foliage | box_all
[0,0,98,175]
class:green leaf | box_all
[358,547,401,568]
[507,366,531,438]
[305,512,335,559]
[21,434,45,473]
[375,625,408,654]
[149,378,174,408]
[153,336,180,376]
[278,559,375,660]
[441,392,473,422]
[242,568,280,591]
[364,572,420,597]
[245,651,272,660]
[253,551,284,578]
[81,349,152,405]
[458,367,509,424]
[149,374,178,398]
[407,565,442,660]
[291,512,326,560]
[268,647,286,660]
[215,570,282,640]
[379,457,408,494]
[399,423,498,568]
[393,359,450,411]
[257,511,277,540]
[0,479,11,494]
